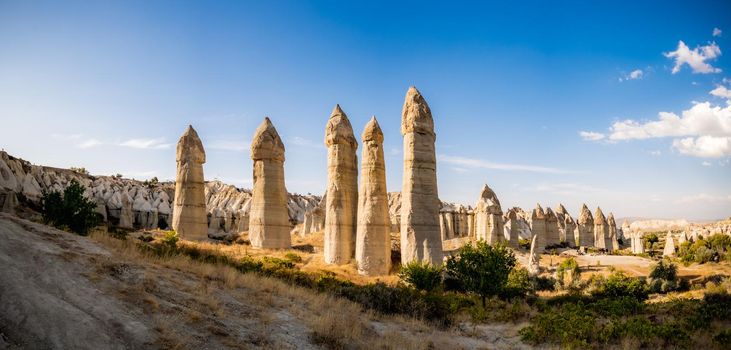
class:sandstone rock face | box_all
[594,207,609,250]
[577,204,594,247]
[355,117,391,275]
[528,234,540,275]
[323,105,359,264]
[555,204,576,246]
[544,207,560,247]
[631,231,645,254]
[400,87,443,265]
[663,231,676,257]
[1,191,18,213]
[172,126,208,240]
[118,192,134,229]
[503,209,521,249]
[440,203,473,239]
[607,213,619,251]
[530,204,547,253]
[474,184,503,244]
[0,151,319,235]
[249,118,291,249]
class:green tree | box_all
[41,179,100,235]
[399,261,443,292]
[445,241,516,306]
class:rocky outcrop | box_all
[555,204,576,247]
[594,207,609,250]
[355,117,391,275]
[663,231,675,257]
[400,87,442,265]
[577,204,594,247]
[249,118,291,249]
[440,203,473,239]
[323,105,359,264]
[544,207,560,247]
[530,204,547,253]
[172,126,208,240]
[474,184,503,244]
[631,231,645,254]
[503,209,521,249]
[607,213,619,251]
[528,234,540,275]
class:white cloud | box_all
[710,85,731,99]
[207,140,248,152]
[438,154,569,174]
[579,131,606,141]
[675,193,731,204]
[77,138,102,149]
[523,182,609,196]
[664,40,722,74]
[619,69,643,82]
[607,101,731,141]
[672,135,731,158]
[713,28,722,37]
[451,167,468,173]
[649,150,662,156]
[702,161,712,166]
[118,138,171,149]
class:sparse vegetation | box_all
[398,261,443,292]
[69,167,90,175]
[679,234,731,264]
[41,179,100,235]
[445,241,516,306]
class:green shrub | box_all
[262,256,295,269]
[161,231,179,247]
[650,259,677,281]
[644,233,659,250]
[503,267,534,297]
[41,179,100,235]
[445,241,516,306]
[557,257,581,289]
[589,270,648,300]
[399,261,443,292]
[284,252,303,263]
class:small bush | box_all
[557,257,581,289]
[589,270,648,300]
[161,231,179,247]
[445,241,516,306]
[650,259,677,281]
[503,267,534,297]
[399,261,443,292]
[284,252,303,263]
[41,179,100,235]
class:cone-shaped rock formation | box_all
[172,125,208,239]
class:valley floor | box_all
[0,213,530,350]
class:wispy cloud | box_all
[664,40,722,74]
[649,150,662,156]
[77,138,103,149]
[710,84,731,99]
[439,154,569,174]
[118,138,172,149]
[713,27,722,37]
[522,182,609,196]
[289,136,322,148]
[579,131,606,141]
[207,140,249,152]
[675,193,731,204]
[619,69,643,82]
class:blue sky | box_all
[1,0,729,220]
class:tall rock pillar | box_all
[503,209,521,249]
[544,207,560,247]
[355,117,391,275]
[400,86,443,265]
[607,212,619,251]
[249,118,291,249]
[172,125,208,239]
[323,105,359,264]
[594,207,609,250]
[530,204,547,253]
[474,184,503,244]
[577,204,594,247]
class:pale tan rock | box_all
[594,207,609,250]
[119,192,134,229]
[400,87,443,265]
[607,213,619,251]
[530,204,547,253]
[503,209,521,249]
[631,231,645,254]
[563,213,577,248]
[528,234,540,275]
[577,204,594,247]
[249,118,291,249]
[663,231,676,257]
[355,117,391,275]
[172,125,208,239]
[323,105,359,264]
[544,207,560,247]
[474,184,503,244]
